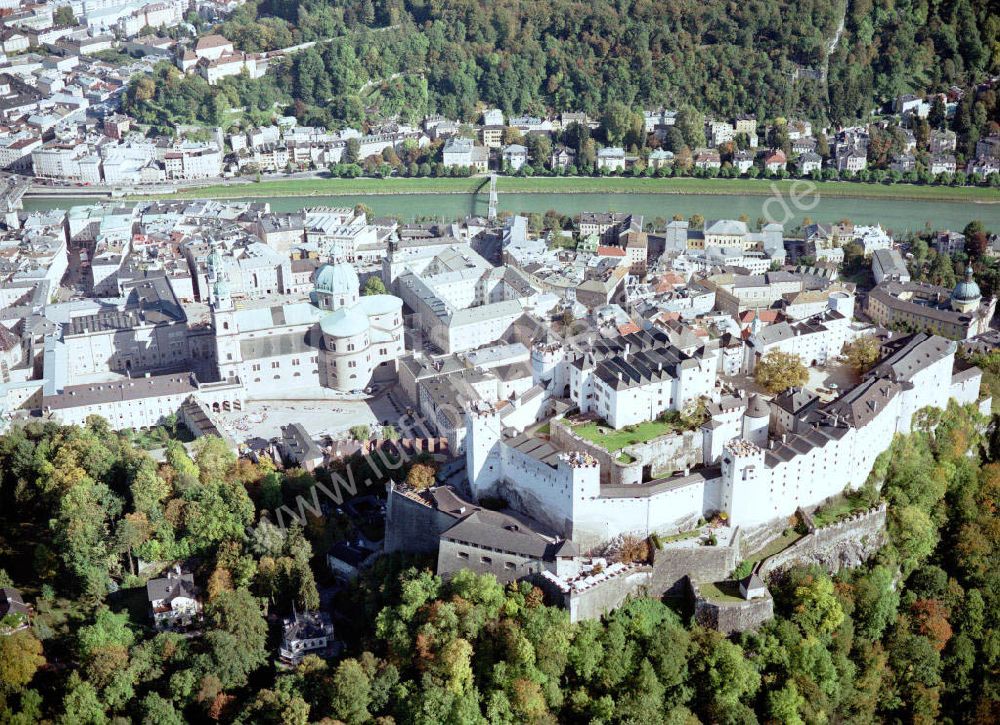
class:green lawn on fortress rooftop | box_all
[569,418,679,451]
[137,175,1000,203]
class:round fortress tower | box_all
[531,340,565,386]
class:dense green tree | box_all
[329,658,372,724]
[78,607,135,659]
[755,350,809,394]
[363,276,387,295]
[139,692,185,725]
[692,629,761,715]
[792,575,845,637]
[851,564,900,640]
[58,672,107,725]
[0,631,44,690]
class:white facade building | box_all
[210,254,404,396]
[466,331,980,548]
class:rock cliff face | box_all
[807,534,884,572]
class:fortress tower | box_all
[741,394,770,449]
[951,265,982,314]
[465,405,504,498]
[531,340,565,388]
[720,439,770,526]
[558,450,600,499]
[555,450,601,542]
[827,290,855,319]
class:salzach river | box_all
[22,190,1000,233]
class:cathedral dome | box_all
[314,262,360,299]
[320,307,369,338]
[952,265,981,302]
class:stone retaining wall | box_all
[758,503,887,576]
[623,429,703,480]
[738,518,796,560]
[648,531,741,596]
[555,568,654,623]
[689,578,774,635]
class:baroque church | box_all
[209,248,404,396]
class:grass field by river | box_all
[141,175,1000,203]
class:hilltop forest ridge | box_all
[124,0,997,130]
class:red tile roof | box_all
[617,322,641,336]
[656,272,685,292]
[739,309,781,324]
[596,245,626,257]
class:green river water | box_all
[22,191,1000,233]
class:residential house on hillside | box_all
[279,610,336,665]
[791,136,817,155]
[930,130,957,154]
[929,154,957,175]
[763,149,786,172]
[550,145,575,170]
[648,148,674,169]
[693,148,721,170]
[733,150,754,174]
[797,151,822,175]
[975,135,1000,159]
[0,588,30,633]
[596,147,625,171]
[734,114,758,141]
[968,157,1000,177]
[147,568,201,629]
[442,137,488,173]
[837,147,867,173]
[890,154,916,173]
[502,144,528,171]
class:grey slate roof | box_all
[0,588,28,617]
[45,373,199,410]
[821,376,900,428]
[746,394,770,418]
[282,610,333,641]
[868,281,975,324]
[753,310,843,348]
[441,509,579,559]
[240,329,318,360]
[505,432,563,468]
[593,345,689,391]
[0,323,18,352]
[868,332,954,383]
[146,572,197,604]
[740,572,766,592]
[772,387,820,416]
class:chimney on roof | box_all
[624,343,631,359]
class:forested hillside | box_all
[0,403,996,722]
[829,0,996,121]
[131,0,999,129]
